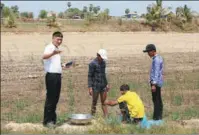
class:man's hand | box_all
[62,63,71,69]
[53,50,62,55]
[104,101,108,105]
[88,87,93,96]
[106,85,110,92]
[102,85,110,99]
[43,49,62,59]
[151,85,156,92]
[122,121,127,124]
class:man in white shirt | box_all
[42,31,64,128]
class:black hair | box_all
[52,31,63,38]
[120,84,130,91]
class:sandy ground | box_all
[4,119,199,133]
[1,32,199,59]
[1,32,199,133]
[4,120,98,133]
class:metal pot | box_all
[69,114,92,125]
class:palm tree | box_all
[104,8,109,15]
[176,7,184,18]
[176,5,192,23]
[93,7,98,14]
[99,9,110,23]
[97,6,100,12]
[93,6,100,14]
[156,0,162,7]
[125,8,130,15]
[39,10,47,19]
[184,4,192,22]
[146,0,171,22]
[0,3,4,8]
[89,4,93,13]
[145,0,172,31]
[0,3,4,18]
[83,6,88,13]
[67,2,71,9]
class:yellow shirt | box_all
[117,91,145,118]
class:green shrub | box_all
[4,13,16,28]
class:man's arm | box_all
[88,63,94,95]
[43,52,54,59]
[151,58,161,85]
[62,61,74,69]
[151,58,161,92]
[104,100,118,106]
[103,62,110,92]
[105,63,109,88]
[43,50,62,59]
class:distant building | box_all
[47,11,57,17]
[192,11,199,18]
[125,12,139,18]
[72,15,81,19]
[160,9,172,19]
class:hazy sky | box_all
[2,1,199,17]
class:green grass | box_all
[3,112,16,121]
[170,107,199,121]
[87,114,199,134]
[197,79,199,89]
[172,95,183,106]
[15,113,42,123]
[66,70,75,113]
[108,87,118,98]
[15,99,31,110]
[56,113,70,126]
[128,82,142,90]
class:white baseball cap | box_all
[98,49,108,60]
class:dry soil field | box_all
[1,32,199,133]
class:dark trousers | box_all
[91,90,108,117]
[152,85,163,120]
[119,102,143,124]
[43,73,61,125]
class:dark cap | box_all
[143,44,156,53]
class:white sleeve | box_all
[44,45,54,55]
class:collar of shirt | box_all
[94,57,105,64]
[123,91,130,95]
[152,54,158,59]
[51,42,59,49]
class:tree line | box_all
[0,1,198,30]
[0,2,109,19]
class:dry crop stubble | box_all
[1,32,199,133]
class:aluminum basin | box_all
[69,114,92,125]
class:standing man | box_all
[42,31,66,127]
[88,49,109,117]
[143,44,164,121]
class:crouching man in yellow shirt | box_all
[105,84,145,124]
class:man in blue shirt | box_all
[143,44,164,121]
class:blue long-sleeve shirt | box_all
[150,54,164,87]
